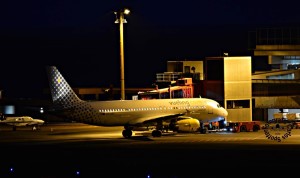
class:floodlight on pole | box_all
[114,8,130,100]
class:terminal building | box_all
[136,27,300,122]
[153,58,253,123]
[251,27,300,121]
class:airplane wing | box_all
[138,109,194,125]
[0,120,9,124]
[129,113,186,125]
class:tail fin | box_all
[46,66,83,109]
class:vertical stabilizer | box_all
[46,66,83,109]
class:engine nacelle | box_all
[175,118,200,133]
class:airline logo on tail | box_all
[57,78,62,84]
[47,66,83,106]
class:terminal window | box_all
[227,100,250,109]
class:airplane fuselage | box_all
[59,98,227,126]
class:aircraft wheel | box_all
[200,127,207,134]
[240,126,247,132]
[32,125,37,131]
[122,130,132,138]
[253,125,260,132]
[12,126,16,131]
[152,130,162,137]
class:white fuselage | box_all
[66,98,228,126]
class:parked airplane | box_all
[0,116,45,131]
[46,66,228,138]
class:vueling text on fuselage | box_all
[169,100,190,106]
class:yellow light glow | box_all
[124,9,130,15]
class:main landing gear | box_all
[199,122,208,134]
[122,122,164,138]
[122,128,132,138]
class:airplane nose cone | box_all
[223,108,228,117]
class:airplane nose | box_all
[214,107,228,117]
[223,108,228,117]
[224,111,228,117]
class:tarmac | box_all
[1,122,300,178]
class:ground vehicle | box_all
[273,112,300,129]
[226,121,261,132]
[274,112,300,121]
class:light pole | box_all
[114,8,130,100]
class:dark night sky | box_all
[0,0,299,99]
